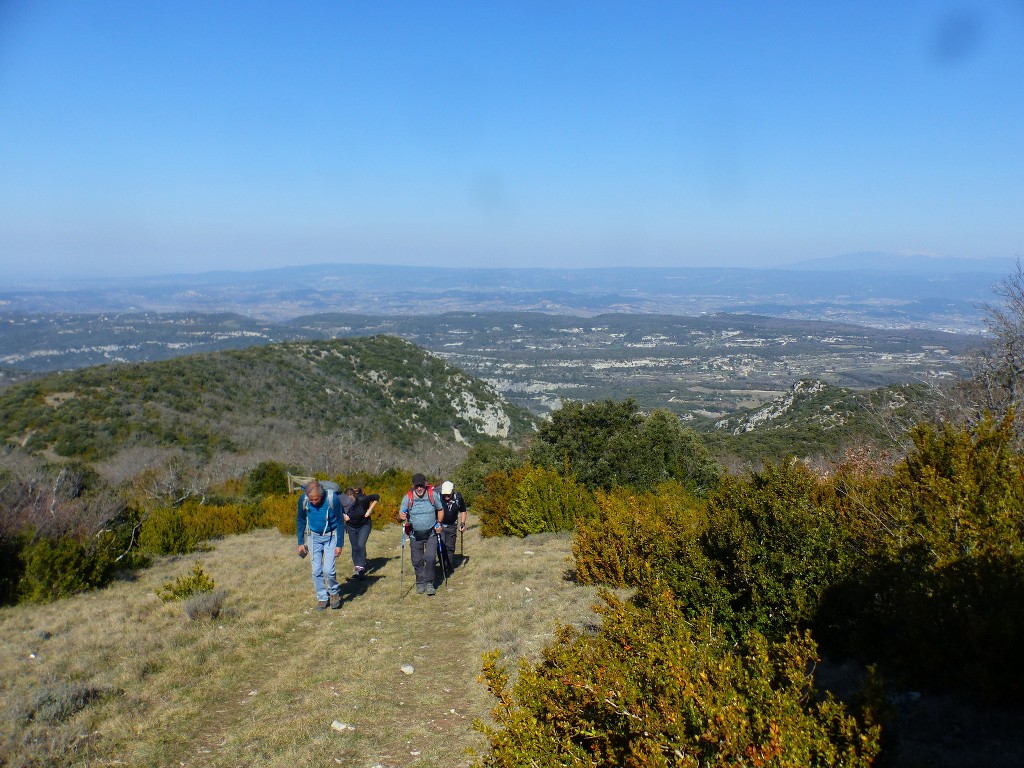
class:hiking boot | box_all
[329,593,342,609]
[416,584,426,594]
[316,600,328,611]
[425,585,436,596]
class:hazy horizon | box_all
[2,2,1023,282]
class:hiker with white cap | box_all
[438,480,467,572]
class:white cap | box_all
[440,481,454,495]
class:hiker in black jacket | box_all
[344,486,379,580]
[438,480,467,571]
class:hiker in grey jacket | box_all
[296,480,350,610]
[398,473,444,595]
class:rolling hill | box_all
[0,335,534,463]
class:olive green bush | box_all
[15,507,146,604]
[503,465,598,537]
[697,461,856,642]
[156,562,216,602]
[573,462,856,644]
[244,460,289,497]
[572,482,710,591]
[529,399,720,493]
[451,440,524,506]
[139,507,200,555]
[474,466,530,538]
[820,414,1024,702]
[475,584,880,768]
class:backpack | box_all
[303,487,339,535]
[405,485,439,533]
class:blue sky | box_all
[1,1,1023,281]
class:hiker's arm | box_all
[365,495,379,517]
[296,496,308,554]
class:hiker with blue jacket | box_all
[296,479,351,610]
[398,473,444,595]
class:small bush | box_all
[475,466,530,537]
[184,588,227,620]
[573,481,709,589]
[156,562,215,602]
[16,511,146,604]
[245,460,289,497]
[503,465,598,537]
[27,679,107,724]
[261,493,298,535]
[140,507,198,555]
[475,583,880,768]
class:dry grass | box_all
[0,517,604,768]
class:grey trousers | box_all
[409,533,438,586]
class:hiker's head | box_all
[344,487,356,498]
[306,480,324,505]
[412,473,427,496]
[440,480,454,498]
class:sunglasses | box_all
[414,484,426,489]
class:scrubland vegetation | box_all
[5,268,1024,766]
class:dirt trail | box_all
[149,525,493,768]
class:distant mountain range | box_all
[787,252,1017,275]
[0,256,1014,333]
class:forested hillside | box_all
[0,335,534,463]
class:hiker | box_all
[438,480,467,571]
[296,479,350,610]
[344,486,380,579]
[398,472,443,595]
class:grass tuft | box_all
[183,589,227,620]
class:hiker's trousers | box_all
[440,524,458,569]
[346,522,372,572]
[409,533,437,587]
[309,531,340,601]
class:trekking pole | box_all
[443,537,455,579]
[400,523,409,598]
[436,533,449,589]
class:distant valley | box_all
[0,259,998,419]
[0,310,980,419]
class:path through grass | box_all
[0,519,602,768]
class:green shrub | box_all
[452,441,524,506]
[474,466,530,538]
[572,482,709,590]
[0,533,26,606]
[261,493,298,535]
[820,415,1024,702]
[156,562,215,602]
[15,508,146,604]
[475,584,880,768]
[140,507,199,555]
[528,399,721,493]
[503,465,597,537]
[693,460,856,642]
[244,461,289,497]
